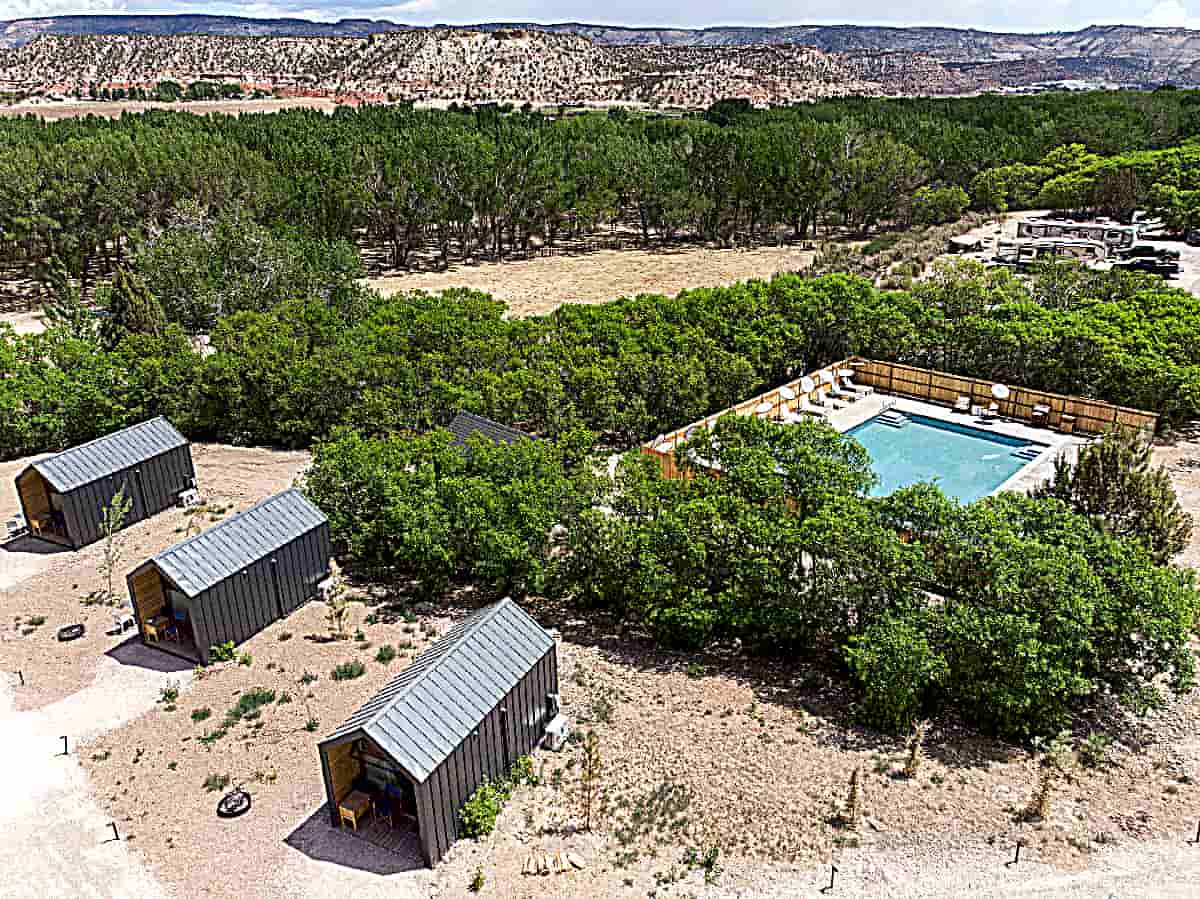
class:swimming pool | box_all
[846,411,1047,504]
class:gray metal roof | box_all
[447,412,537,448]
[322,598,555,782]
[150,488,327,598]
[31,417,187,493]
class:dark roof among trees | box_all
[447,412,537,448]
[323,598,555,781]
[31,417,187,492]
[150,488,327,598]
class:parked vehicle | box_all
[1112,257,1180,276]
[1117,244,1181,261]
[1187,230,1200,247]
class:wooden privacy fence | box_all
[851,359,1158,437]
[641,356,1158,478]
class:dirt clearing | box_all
[367,244,815,317]
[0,443,310,711]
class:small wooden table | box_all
[144,615,170,642]
[339,790,372,832]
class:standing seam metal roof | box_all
[31,417,187,493]
[149,488,327,598]
[447,412,538,448]
[322,598,555,782]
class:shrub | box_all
[28,615,46,626]
[298,671,318,685]
[459,781,510,838]
[237,651,253,667]
[277,692,293,705]
[209,641,236,663]
[469,867,485,893]
[331,660,365,681]
[224,687,276,725]
[375,644,397,665]
[191,707,212,722]
[1079,732,1112,769]
[198,727,228,747]
[203,773,230,792]
[845,614,947,734]
[304,717,320,732]
[158,682,179,704]
[278,631,293,642]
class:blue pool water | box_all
[846,412,1047,504]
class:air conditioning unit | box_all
[178,488,201,509]
[543,713,570,752]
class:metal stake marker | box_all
[58,735,68,756]
[17,670,23,686]
[1190,820,1200,845]
[820,864,838,893]
[1006,841,1023,867]
[104,822,120,843]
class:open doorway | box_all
[323,735,421,854]
[15,469,71,547]
[127,563,202,663]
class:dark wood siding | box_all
[59,443,195,549]
[186,520,330,661]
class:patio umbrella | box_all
[755,401,774,417]
[819,370,835,385]
[838,368,855,378]
[778,386,797,400]
[991,383,1011,400]
[800,376,816,393]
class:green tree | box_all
[1034,428,1193,563]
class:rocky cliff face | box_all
[0,24,1197,105]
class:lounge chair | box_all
[1031,403,1050,427]
[841,374,874,396]
[827,382,859,403]
[982,402,999,420]
[953,395,970,413]
[817,391,850,411]
[798,396,830,418]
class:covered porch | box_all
[127,562,203,663]
[321,734,422,855]
[15,468,71,547]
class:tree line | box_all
[3,89,1200,288]
[302,416,1198,741]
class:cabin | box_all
[14,417,195,549]
[446,411,538,448]
[125,489,331,664]
[318,598,559,866]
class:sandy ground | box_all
[0,652,188,899]
[0,443,310,711]
[367,245,816,317]
[0,308,48,335]
[0,97,342,121]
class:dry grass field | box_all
[367,244,816,317]
[0,97,342,120]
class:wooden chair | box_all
[338,804,359,831]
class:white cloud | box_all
[5,0,126,16]
[1143,0,1200,28]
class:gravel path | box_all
[725,839,1200,898]
[0,656,188,899]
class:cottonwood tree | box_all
[98,488,133,603]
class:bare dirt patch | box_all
[367,244,816,317]
[0,443,310,711]
[79,591,1200,899]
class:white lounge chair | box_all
[982,402,999,420]
[953,395,970,413]
[827,382,858,403]
[818,392,850,411]
[798,396,830,418]
[841,374,874,396]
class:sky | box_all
[3,0,1200,34]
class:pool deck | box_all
[823,392,1088,499]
